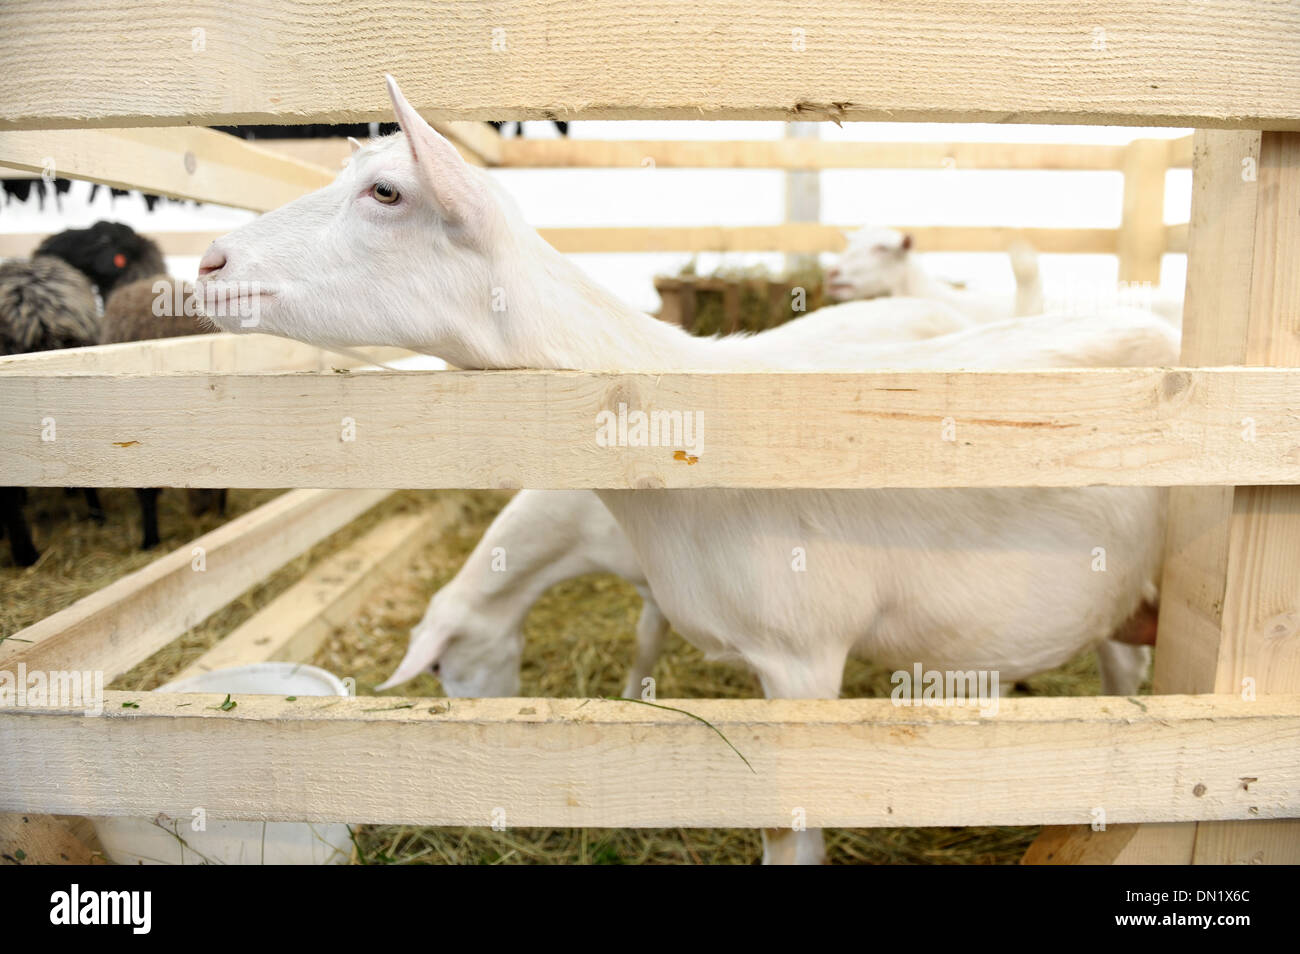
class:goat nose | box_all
[198,245,227,277]
[826,267,841,281]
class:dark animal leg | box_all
[82,488,104,523]
[135,487,161,550]
[1,487,39,567]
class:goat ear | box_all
[900,233,914,252]
[384,74,490,236]
[375,624,452,691]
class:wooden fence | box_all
[1,0,1297,865]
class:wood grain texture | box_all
[2,2,1298,129]
[1056,131,1300,865]
[172,506,448,679]
[2,368,1298,490]
[2,692,1296,827]
[0,127,333,211]
[1156,132,1300,698]
[1176,132,1300,865]
[0,489,391,681]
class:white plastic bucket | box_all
[158,662,348,697]
[92,663,354,865]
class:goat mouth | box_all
[193,281,278,329]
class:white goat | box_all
[198,76,1172,865]
[379,489,669,698]
[826,225,1044,321]
[384,300,1159,700]
[380,300,983,699]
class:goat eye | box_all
[372,182,400,204]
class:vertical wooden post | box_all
[1116,138,1170,286]
[1146,129,1300,864]
[783,122,821,275]
[1025,130,1300,865]
[654,278,684,326]
[679,279,697,334]
[723,281,742,334]
[767,280,788,328]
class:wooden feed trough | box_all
[1,1,1298,865]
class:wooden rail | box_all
[0,490,391,681]
[0,225,1151,258]
[2,3,1297,129]
[1,368,1297,490]
[0,127,333,212]
[3,692,1297,828]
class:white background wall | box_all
[0,121,1191,315]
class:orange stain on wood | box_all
[112,440,140,447]
[673,450,699,465]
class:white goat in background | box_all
[379,489,669,698]
[826,225,1044,321]
[198,76,1172,865]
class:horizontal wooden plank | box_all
[499,139,1131,170]
[2,2,1298,129]
[0,489,391,682]
[0,138,1157,172]
[433,121,503,166]
[0,225,1131,259]
[2,692,1296,827]
[0,368,1297,489]
[172,507,447,680]
[542,225,1123,254]
[0,127,333,212]
[0,334,415,375]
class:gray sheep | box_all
[0,255,102,565]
